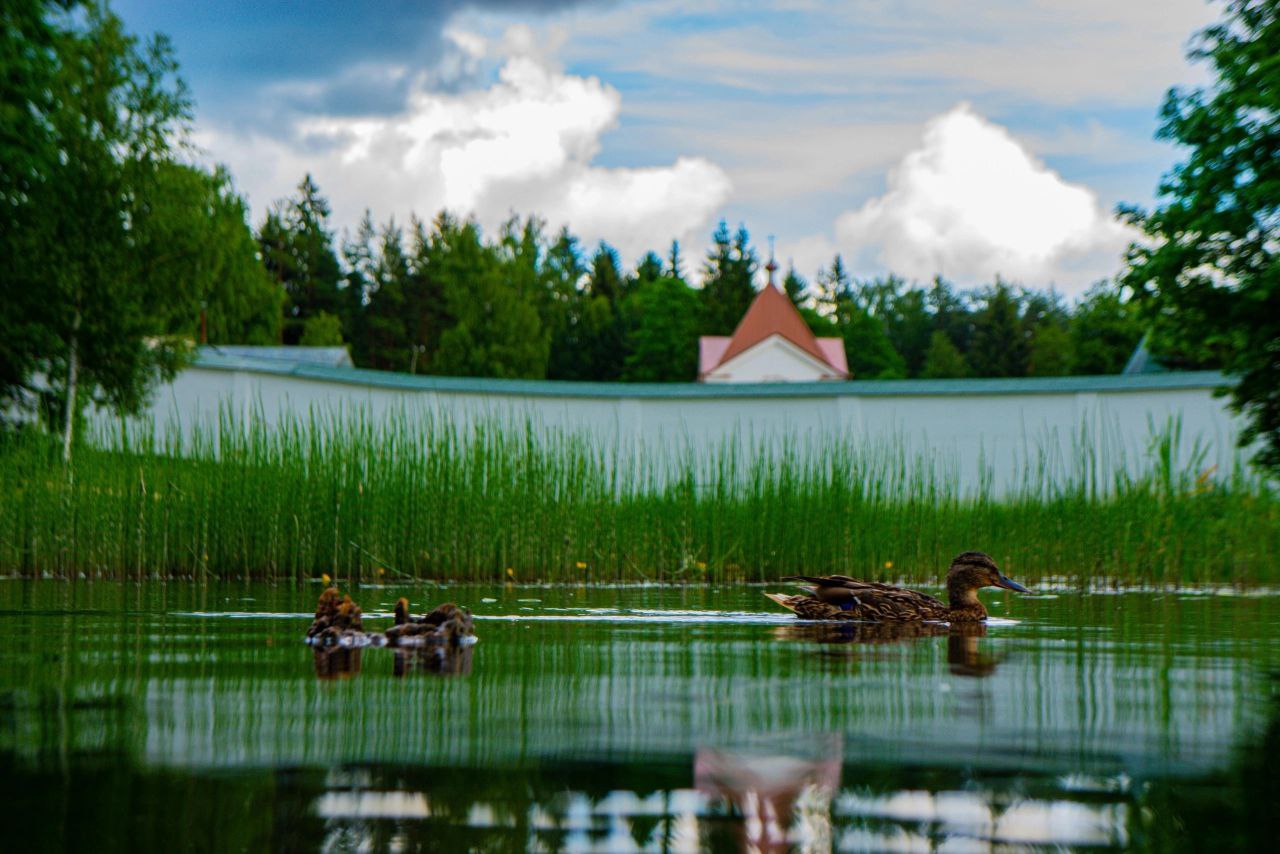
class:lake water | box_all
[1,581,1277,851]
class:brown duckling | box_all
[765,551,1029,622]
[383,597,477,647]
[306,586,366,644]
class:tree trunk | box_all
[62,309,81,464]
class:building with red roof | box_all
[698,257,849,383]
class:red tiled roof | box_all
[706,284,847,376]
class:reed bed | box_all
[1,406,1276,584]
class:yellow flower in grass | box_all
[575,561,588,570]
[883,561,893,570]
[321,572,331,585]
[506,567,515,579]
[377,567,386,577]
[696,562,707,571]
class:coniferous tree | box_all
[580,243,627,380]
[928,278,974,357]
[666,240,685,281]
[782,264,808,307]
[544,229,590,381]
[818,256,904,379]
[340,212,377,364]
[969,281,1028,377]
[432,217,547,379]
[360,219,410,370]
[260,174,344,345]
[699,221,758,334]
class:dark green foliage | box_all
[969,282,1029,377]
[622,275,703,381]
[432,216,548,379]
[699,221,758,334]
[782,265,809,307]
[819,257,904,379]
[151,164,282,346]
[0,2,207,450]
[1119,0,1280,472]
[922,330,969,378]
[259,174,344,345]
[1070,282,1143,374]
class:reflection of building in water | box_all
[695,739,842,852]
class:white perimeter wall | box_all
[105,358,1246,496]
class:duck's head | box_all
[946,551,1029,604]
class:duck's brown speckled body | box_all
[383,597,476,647]
[306,587,366,644]
[765,551,1028,623]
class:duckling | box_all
[305,586,366,645]
[765,551,1029,622]
[384,597,477,647]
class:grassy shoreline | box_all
[2,411,1276,584]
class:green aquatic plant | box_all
[0,406,1275,583]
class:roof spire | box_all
[765,235,778,288]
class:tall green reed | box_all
[0,405,1275,584]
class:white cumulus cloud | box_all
[201,26,731,264]
[834,103,1135,293]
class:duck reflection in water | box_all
[696,736,842,853]
[773,621,1000,677]
[313,647,362,680]
[392,644,474,677]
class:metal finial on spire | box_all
[765,235,778,288]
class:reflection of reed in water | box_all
[696,736,842,853]
[392,645,474,677]
[772,621,999,677]
[313,647,362,680]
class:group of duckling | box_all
[306,587,476,649]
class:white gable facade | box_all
[702,334,845,383]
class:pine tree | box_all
[260,174,344,345]
[817,256,905,379]
[969,281,1029,377]
[699,221,758,334]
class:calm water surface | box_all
[1,581,1278,851]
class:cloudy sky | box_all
[114,0,1217,296]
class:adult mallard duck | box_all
[383,597,476,647]
[306,586,366,644]
[765,551,1029,622]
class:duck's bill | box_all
[996,574,1029,593]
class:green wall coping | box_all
[193,350,1230,400]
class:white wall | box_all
[107,355,1245,497]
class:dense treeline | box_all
[257,175,1145,382]
[8,0,1274,473]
